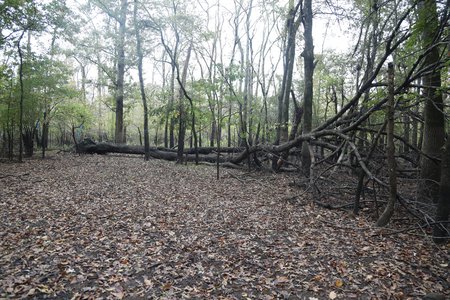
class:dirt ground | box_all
[0,153,448,299]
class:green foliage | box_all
[0,0,46,49]
[17,55,74,124]
[42,0,79,38]
[54,100,93,129]
[312,51,354,122]
[216,63,245,82]
[0,64,15,128]
[0,43,85,150]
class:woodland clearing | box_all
[0,153,448,299]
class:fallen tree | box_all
[75,137,335,167]
[75,138,237,163]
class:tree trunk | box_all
[162,51,169,149]
[281,26,296,143]
[276,0,300,145]
[227,104,232,148]
[169,65,176,149]
[8,126,13,160]
[277,95,303,170]
[210,120,216,147]
[96,51,104,141]
[137,126,142,146]
[1,128,6,157]
[134,0,150,161]
[402,112,410,154]
[23,127,35,158]
[41,114,49,159]
[243,0,254,146]
[411,84,420,150]
[433,136,450,243]
[418,0,445,203]
[301,0,314,177]
[74,57,87,102]
[377,63,397,227]
[17,30,26,162]
[75,140,233,163]
[115,0,128,144]
[176,44,193,164]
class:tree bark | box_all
[418,0,445,203]
[402,112,410,154]
[169,61,176,148]
[176,44,193,164]
[41,112,49,159]
[277,95,303,170]
[243,0,254,146]
[162,51,169,149]
[23,126,36,158]
[134,0,150,161]
[376,63,397,227]
[17,30,26,162]
[276,0,301,145]
[301,0,314,177]
[433,136,450,243]
[115,0,128,144]
[75,140,231,163]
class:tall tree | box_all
[153,0,197,163]
[92,0,129,144]
[115,0,128,144]
[300,0,314,177]
[376,63,397,226]
[242,0,254,146]
[134,0,150,160]
[17,30,25,162]
[433,136,450,243]
[276,0,302,145]
[174,43,193,163]
[418,0,446,203]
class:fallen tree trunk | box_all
[77,138,323,166]
[154,146,244,155]
[76,139,233,163]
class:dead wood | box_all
[75,139,231,163]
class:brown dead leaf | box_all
[162,282,172,291]
[0,154,448,300]
[313,274,323,281]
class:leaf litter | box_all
[0,153,448,299]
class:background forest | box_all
[0,0,449,236]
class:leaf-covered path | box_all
[1,154,448,299]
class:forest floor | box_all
[0,153,448,300]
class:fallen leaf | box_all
[274,276,290,284]
[1,154,448,299]
[335,279,344,288]
[162,282,172,291]
[143,277,152,287]
[313,274,322,281]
